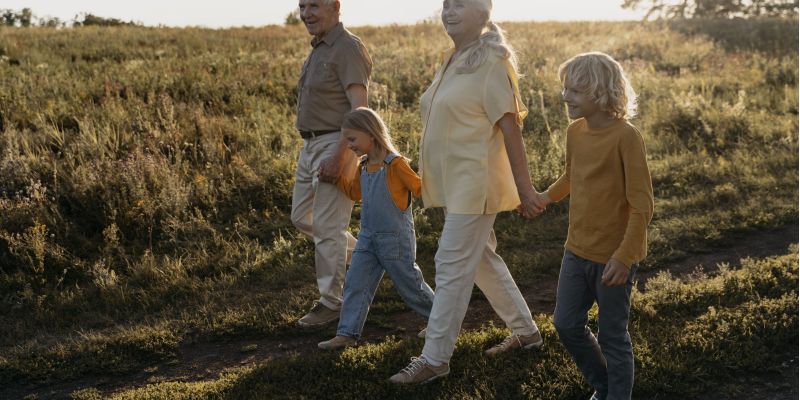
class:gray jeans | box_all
[553,250,637,400]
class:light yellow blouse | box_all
[419,49,529,214]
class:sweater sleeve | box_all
[388,157,421,210]
[611,130,655,267]
[393,158,422,199]
[336,162,362,201]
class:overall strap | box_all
[383,153,400,165]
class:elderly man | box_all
[291,0,372,327]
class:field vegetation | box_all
[0,17,797,399]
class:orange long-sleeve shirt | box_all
[336,156,422,210]
[546,118,654,268]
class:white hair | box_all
[456,0,518,74]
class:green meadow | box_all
[0,18,797,399]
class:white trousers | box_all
[422,212,538,365]
[291,132,357,310]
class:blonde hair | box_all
[456,0,518,74]
[558,52,638,119]
[341,107,401,156]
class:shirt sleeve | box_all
[483,57,529,127]
[336,162,362,201]
[545,128,572,202]
[336,40,372,90]
[392,158,422,199]
[611,130,655,267]
[385,157,421,210]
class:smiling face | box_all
[441,0,486,41]
[562,80,602,121]
[343,128,375,157]
[298,0,339,39]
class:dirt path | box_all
[7,223,798,400]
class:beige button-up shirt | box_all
[296,23,372,133]
[419,49,529,214]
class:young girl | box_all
[536,52,654,400]
[317,107,434,350]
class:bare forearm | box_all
[499,115,535,196]
[346,84,368,109]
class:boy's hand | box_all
[533,191,553,210]
[601,258,629,287]
[518,189,544,219]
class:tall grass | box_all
[0,18,796,397]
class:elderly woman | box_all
[389,0,544,385]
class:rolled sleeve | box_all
[483,59,528,127]
[337,41,372,90]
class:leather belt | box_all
[299,129,339,139]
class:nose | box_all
[300,7,309,20]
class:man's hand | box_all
[601,258,629,287]
[318,155,343,183]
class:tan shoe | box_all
[484,330,544,355]
[417,327,427,339]
[297,302,339,328]
[318,335,357,350]
[388,356,449,384]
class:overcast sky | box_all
[4,1,647,28]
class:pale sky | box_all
[4,1,647,28]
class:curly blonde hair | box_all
[558,52,637,119]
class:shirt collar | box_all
[311,22,345,48]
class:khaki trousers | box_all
[291,132,357,310]
[422,212,538,365]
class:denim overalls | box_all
[336,154,435,338]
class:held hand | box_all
[517,189,544,219]
[532,191,553,211]
[318,155,343,183]
[601,258,629,287]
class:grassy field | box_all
[0,18,797,399]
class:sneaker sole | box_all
[296,318,339,328]
[389,370,449,385]
[318,342,357,351]
[421,371,449,384]
[523,339,544,350]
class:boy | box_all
[534,52,654,400]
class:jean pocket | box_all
[374,232,400,261]
[627,265,638,285]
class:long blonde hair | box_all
[558,51,638,119]
[341,107,401,156]
[456,0,518,74]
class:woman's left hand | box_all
[518,189,545,219]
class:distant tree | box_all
[285,9,301,25]
[73,13,141,27]
[39,16,64,28]
[622,0,799,19]
[18,7,32,27]
[1,10,16,26]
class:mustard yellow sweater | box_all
[546,118,654,267]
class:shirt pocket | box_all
[309,61,339,90]
[373,232,400,261]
